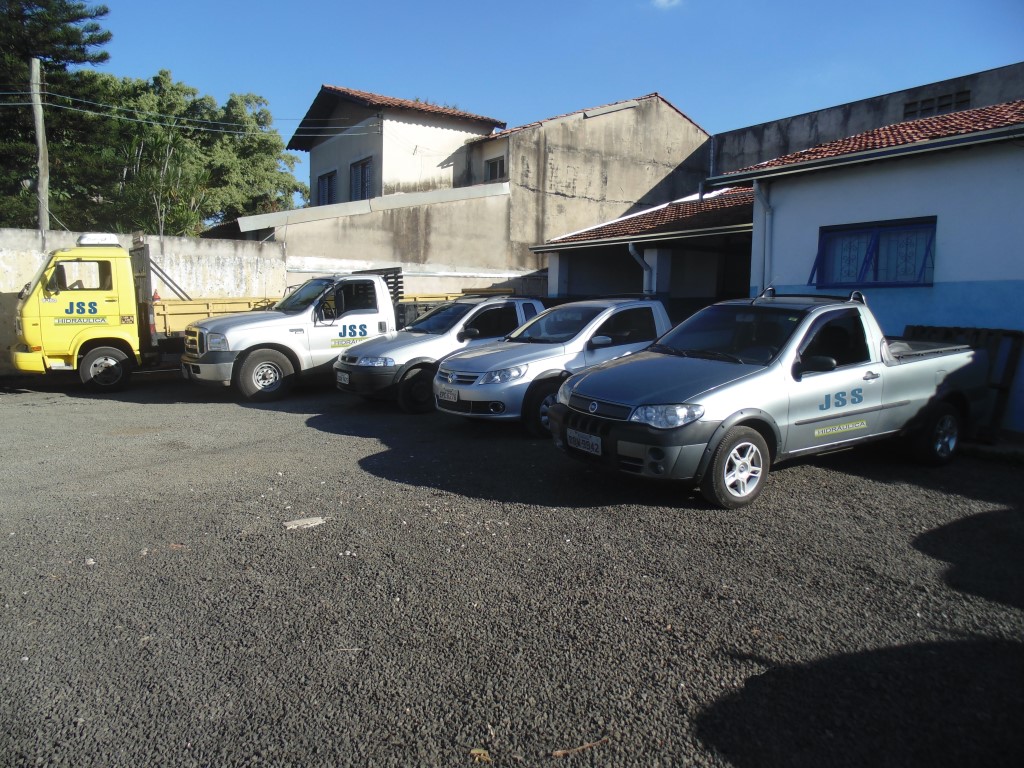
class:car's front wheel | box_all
[237,349,294,401]
[700,426,770,509]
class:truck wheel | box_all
[80,346,133,392]
[914,402,960,465]
[238,349,294,401]
[397,366,435,414]
[524,380,560,437]
[700,426,770,509]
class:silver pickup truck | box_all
[549,291,992,508]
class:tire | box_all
[237,349,294,401]
[524,380,560,437]
[397,366,435,414]
[914,402,960,465]
[80,346,133,392]
[700,426,770,509]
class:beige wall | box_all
[0,229,287,375]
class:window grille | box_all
[350,158,372,201]
[808,218,936,288]
[317,171,337,205]
[485,156,506,182]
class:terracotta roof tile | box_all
[733,100,1024,174]
[319,85,505,127]
[548,187,753,246]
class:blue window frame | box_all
[808,217,936,288]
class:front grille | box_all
[567,394,631,420]
[436,368,479,386]
[184,329,204,355]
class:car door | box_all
[460,303,522,349]
[785,309,886,454]
[307,280,387,367]
[582,306,659,368]
[37,258,120,356]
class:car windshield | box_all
[273,278,334,313]
[404,302,475,334]
[507,305,604,343]
[652,305,805,365]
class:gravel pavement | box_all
[1,372,1022,767]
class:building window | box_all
[808,218,936,288]
[350,158,372,201]
[903,90,970,120]
[485,156,506,182]
[317,171,337,205]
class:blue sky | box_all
[96,0,1024,192]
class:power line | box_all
[0,98,383,138]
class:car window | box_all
[799,310,870,366]
[595,307,657,346]
[465,305,519,338]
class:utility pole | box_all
[30,57,50,232]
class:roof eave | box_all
[530,223,754,253]
[706,123,1024,186]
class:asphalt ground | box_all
[1,371,1022,767]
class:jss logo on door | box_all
[64,301,98,315]
[818,388,863,411]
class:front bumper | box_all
[433,377,530,420]
[180,351,238,385]
[548,402,720,481]
[333,361,399,396]
[9,345,46,373]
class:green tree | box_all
[0,1,112,227]
[1,2,307,234]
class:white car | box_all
[433,298,672,435]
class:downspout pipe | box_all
[628,242,653,295]
[753,180,773,293]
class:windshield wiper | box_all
[685,349,744,363]
[649,343,689,357]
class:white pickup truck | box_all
[433,297,674,435]
[181,274,399,400]
[333,295,546,413]
[549,290,993,508]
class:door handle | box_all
[863,371,880,380]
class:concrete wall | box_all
[381,113,481,195]
[0,229,287,375]
[505,96,710,270]
[713,61,1024,174]
[750,142,1024,431]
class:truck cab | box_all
[181,274,398,400]
[334,295,545,413]
[11,233,145,390]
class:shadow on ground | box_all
[696,638,1024,768]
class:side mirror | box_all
[18,282,31,300]
[589,335,613,349]
[457,327,481,343]
[793,355,837,379]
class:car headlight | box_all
[479,365,527,384]
[629,404,704,429]
[356,356,395,367]
[207,333,228,352]
[557,378,574,405]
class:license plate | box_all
[567,428,601,456]
[438,387,458,403]
[337,371,350,385]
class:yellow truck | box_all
[10,233,271,391]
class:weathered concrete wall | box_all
[713,61,1024,174]
[271,189,517,281]
[0,229,287,375]
[506,96,710,270]
[382,113,482,195]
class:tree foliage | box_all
[0,0,308,235]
